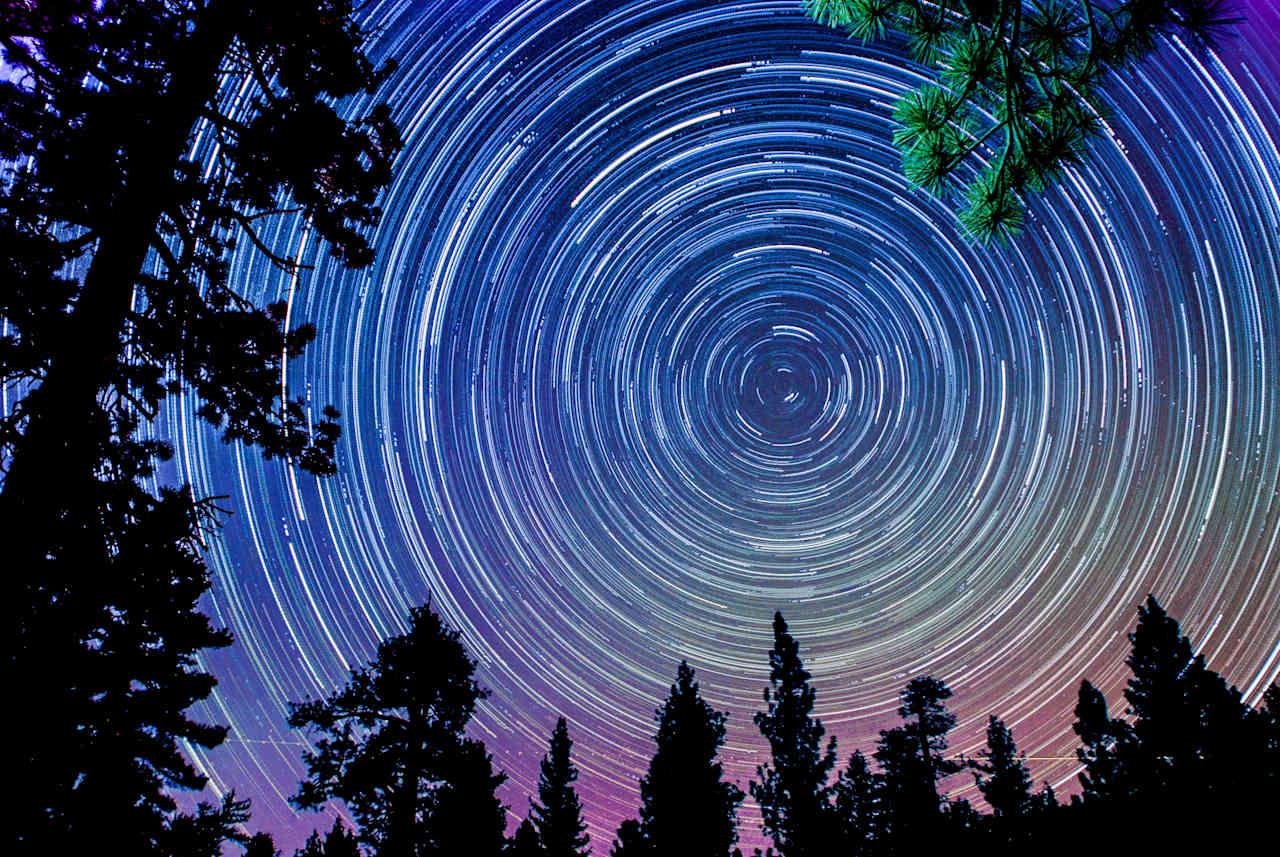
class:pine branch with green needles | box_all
[804,0,1242,243]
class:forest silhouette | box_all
[263,596,1280,856]
[3,1,1275,855]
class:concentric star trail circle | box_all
[164,1,1280,849]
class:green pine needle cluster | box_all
[805,0,1242,244]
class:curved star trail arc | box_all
[164,1,1280,850]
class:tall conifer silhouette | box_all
[972,715,1055,848]
[873,677,961,850]
[4,3,399,853]
[752,612,837,857]
[831,750,880,855]
[620,661,744,855]
[289,603,507,857]
[531,718,591,857]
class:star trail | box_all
[161,1,1280,850]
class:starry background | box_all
[162,1,1280,852]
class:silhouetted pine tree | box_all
[873,677,962,851]
[1,0,399,543]
[830,750,880,856]
[1071,678,1137,803]
[622,661,745,856]
[1070,597,1280,847]
[11,451,234,856]
[4,3,399,853]
[751,612,838,857]
[530,718,591,857]
[288,603,506,857]
[1122,595,1253,796]
[608,819,647,857]
[508,817,543,857]
[972,715,1055,848]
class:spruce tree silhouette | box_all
[508,817,543,857]
[608,819,647,857]
[1070,596,1280,848]
[530,718,591,857]
[1122,595,1254,796]
[752,612,838,857]
[11,446,235,855]
[619,661,745,856]
[804,0,1242,242]
[3,3,399,854]
[294,819,362,857]
[288,603,506,857]
[971,715,1055,848]
[830,750,880,856]
[873,677,962,851]
[244,831,282,857]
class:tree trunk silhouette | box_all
[0,5,236,568]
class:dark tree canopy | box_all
[530,718,592,857]
[830,750,879,855]
[1074,595,1278,809]
[507,817,543,857]
[972,716,1034,819]
[971,715,1056,848]
[3,2,399,853]
[608,819,647,857]
[804,0,1242,242]
[293,819,361,857]
[618,661,745,857]
[752,612,838,857]
[289,603,507,857]
[872,677,962,847]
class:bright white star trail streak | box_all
[160,1,1280,851]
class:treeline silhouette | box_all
[4,3,1275,857]
[252,596,1275,857]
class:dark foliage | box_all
[507,817,543,857]
[970,715,1056,848]
[245,831,282,857]
[614,661,745,856]
[530,718,592,857]
[752,612,839,857]
[3,2,399,853]
[830,751,879,855]
[1068,595,1280,847]
[288,603,507,857]
[294,819,361,857]
[10,419,235,855]
[805,0,1242,242]
[871,677,963,848]
[608,819,647,857]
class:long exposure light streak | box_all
[160,1,1280,850]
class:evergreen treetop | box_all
[872,676,961,845]
[972,715,1033,818]
[531,717,592,857]
[629,661,744,856]
[752,612,838,857]
[507,817,543,857]
[288,603,507,857]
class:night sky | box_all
[160,1,1280,851]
